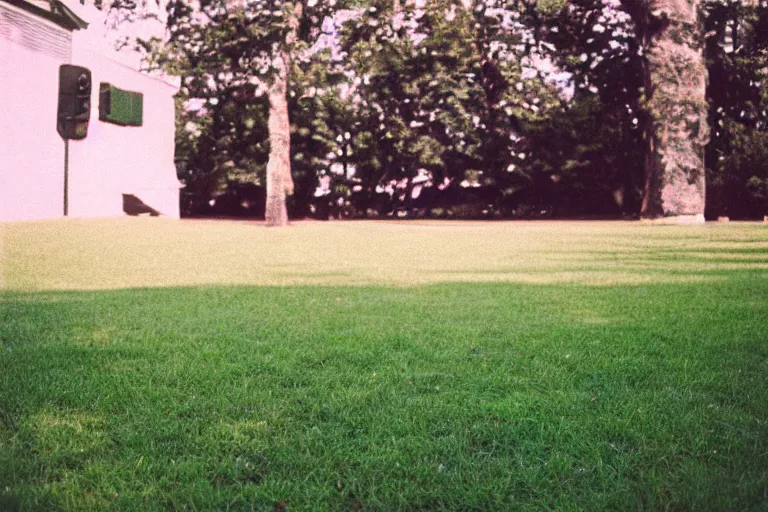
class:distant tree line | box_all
[112,0,767,221]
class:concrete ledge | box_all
[640,214,706,225]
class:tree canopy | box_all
[108,0,768,220]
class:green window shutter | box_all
[132,93,143,126]
[99,83,144,127]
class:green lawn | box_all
[1,219,767,511]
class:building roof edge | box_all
[1,0,88,30]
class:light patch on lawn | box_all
[2,218,766,291]
[24,409,112,464]
[568,309,618,324]
[218,419,270,442]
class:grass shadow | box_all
[1,276,767,511]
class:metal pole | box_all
[64,139,69,216]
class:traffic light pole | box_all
[57,65,92,217]
[63,139,69,216]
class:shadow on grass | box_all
[1,277,767,511]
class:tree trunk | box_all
[264,49,294,227]
[637,0,709,221]
[264,4,300,227]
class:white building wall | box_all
[0,2,71,222]
[0,0,180,222]
[67,43,181,218]
[66,0,181,219]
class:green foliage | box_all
[522,95,644,215]
[117,0,768,217]
[704,0,768,218]
[331,0,567,216]
[174,92,270,216]
[708,120,768,218]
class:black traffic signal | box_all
[57,65,92,140]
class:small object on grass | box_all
[718,216,730,223]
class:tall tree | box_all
[621,0,710,220]
[263,2,300,226]
[160,0,349,226]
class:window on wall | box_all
[99,83,143,127]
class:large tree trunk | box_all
[632,0,709,222]
[264,4,300,227]
[264,49,294,227]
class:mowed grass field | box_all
[1,218,767,511]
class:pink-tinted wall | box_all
[0,3,69,221]
[67,42,181,219]
[0,0,180,222]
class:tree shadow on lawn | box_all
[1,277,767,511]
